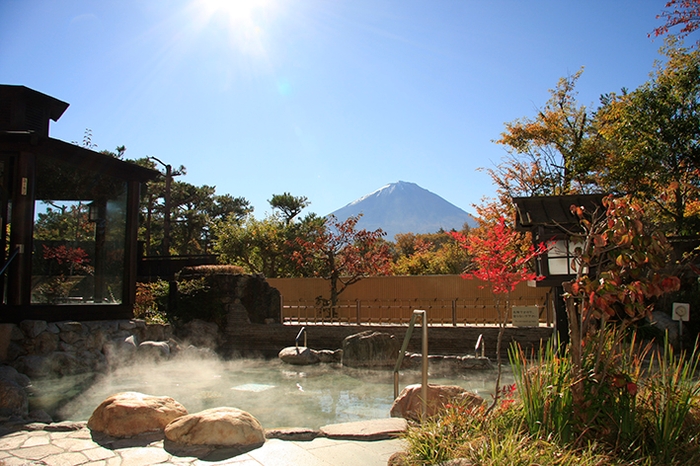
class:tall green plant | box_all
[575,328,647,451]
[640,336,700,462]
[509,337,573,442]
[511,327,700,463]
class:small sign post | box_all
[511,306,540,327]
[672,302,690,340]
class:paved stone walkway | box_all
[0,419,407,466]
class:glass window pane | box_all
[548,258,571,275]
[31,155,127,304]
[548,240,568,258]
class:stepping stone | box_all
[320,418,407,440]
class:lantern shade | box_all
[546,238,586,276]
[512,194,604,286]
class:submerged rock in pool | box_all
[390,384,483,422]
[164,407,265,449]
[87,391,188,438]
[278,346,320,365]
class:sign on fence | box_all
[511,306,540,327]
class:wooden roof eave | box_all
[0,131,159,182]
[512,194,607,233]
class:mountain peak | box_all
[331,181,476,239]
[349,181,419,205]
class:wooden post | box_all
[279,295,284,324]
[8,152,35,305]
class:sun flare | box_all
[193,0,275,57]
[197,0,272,27]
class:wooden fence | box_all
[267,276,553,326]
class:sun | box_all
[197,0,271,25]
[192,0,275,57]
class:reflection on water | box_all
[31,356,508,429]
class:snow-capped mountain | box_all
[329,181,477,240]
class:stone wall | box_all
[220,322,555,360]
[0,319,176,379]
[0,318,194,423]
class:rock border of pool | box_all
[0,417,407,465]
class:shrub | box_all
[403,330,700,465]
[134,280,169,324]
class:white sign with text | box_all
[511,306,540,327]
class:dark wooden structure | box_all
[513,194,606,287]
[512,194,606,344]
[137,252,219,282]
[0,85,159,322]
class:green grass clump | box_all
[403,399,619,466]
[401,329,700,465]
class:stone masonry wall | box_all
[0,319,176,379]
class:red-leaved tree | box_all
[451,218,547,409]
[291,214,392,315]
[652,0,700,44]
[562,196,682,405]
[42,244,93,276]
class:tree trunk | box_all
[562,281,583,403]
[487,294,506,414]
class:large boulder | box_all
[649,311,681,347]
[0,365,30,418]
[175,268,281,325]
[103,335,139,364]
[316,349,342,363]
[137,341,171,360]
[178,319,221,349]
[164,407,265,448]
[390,384,483,422]
[20,320,47,339]
[87,392,188,438]
[14,352,88,378]
[278,346,320,365]
[0,323,24,362]
[342,331,399,368]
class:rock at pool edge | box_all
[87,391,188,438]
[164,407,265,448]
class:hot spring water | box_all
[31,356,509,429]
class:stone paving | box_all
[0,419,407,466]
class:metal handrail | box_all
[393,310,428,421]
[475,333,485,358]
[295,327,307,348]
[0,247,20,277]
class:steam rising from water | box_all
[32,353,505,429]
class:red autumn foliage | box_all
[42,244,89,266]
[652,0,700,41]
[450,218,547,294]
[42,244,93,276]
[291,214,392,306]
[569,196,681,325]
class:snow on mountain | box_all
[329,181,477,240]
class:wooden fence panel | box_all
[269,276,552,326]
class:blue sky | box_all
[1,0,669,218]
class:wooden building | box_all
[0,85,158,322]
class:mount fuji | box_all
[329,181,477,240]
